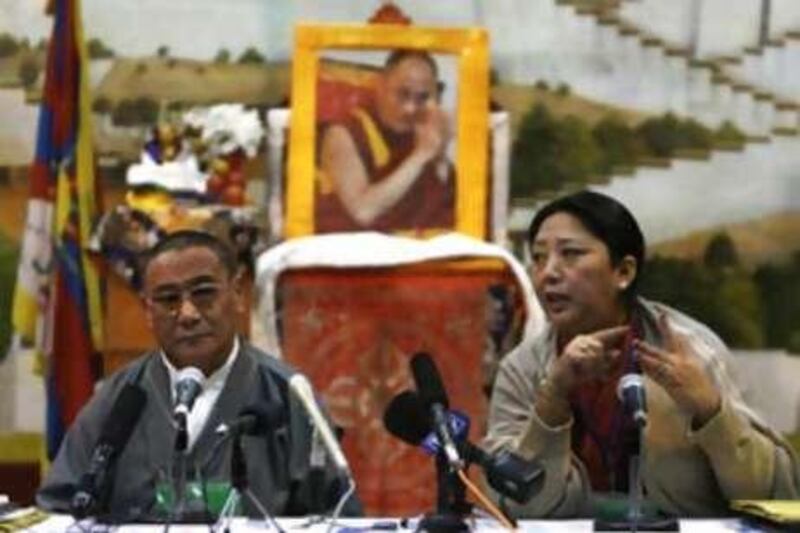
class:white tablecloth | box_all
[26,515,761,532]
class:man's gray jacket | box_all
[37,342,356,520]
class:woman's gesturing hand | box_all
[636,313,721,428]
[536,325,628,426]
[550,325,629,394]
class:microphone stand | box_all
[627,449,643,532]
[418,449,470,532]
[216,433,283,533]
[628,425,679,532]
[594,426,678,532]
[170,413,190,524]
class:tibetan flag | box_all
[12,0,103,459]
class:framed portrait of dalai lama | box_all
[284,23,490,239]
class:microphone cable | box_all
[455,469,515,531]
[326,476,356,533]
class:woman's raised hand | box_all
[637,313,721,428]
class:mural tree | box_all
[214,48,231,64]
[238,47,266,65]
[510,104,598,197]
[0,33,20,57]
[755,253,800,353]
[18,56,40,89]
[642,232,765,348]
[87,37,115,59]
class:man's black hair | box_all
[527,190,645,298]
[139,230,238,282]
[384,49,439,78]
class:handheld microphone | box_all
[383,390,544,504]
[618,373,647,427]
[173,366,205,418]
[70,383,147,519]
[215,403,286,438]
[410,353,463,470]
[288,373,351,476]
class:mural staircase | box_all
[547,0,800,137]
[503,0,800,245]
[614,0,800,134]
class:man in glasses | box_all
[316,49,455,235]
[38,230,359,520]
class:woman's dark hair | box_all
[527,191,645,299]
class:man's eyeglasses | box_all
[146,283,223,315]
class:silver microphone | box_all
[174,366,205,418]
[617,373,647,427]
[288,373,351,476]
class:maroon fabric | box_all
[315,104,455,234]
[0,462,40,505]
[316,77,375,123]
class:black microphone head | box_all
[410,352,449,408]
[99,383,147,446]
[237,402,286,436]
[71,383,147,519]
[383,390,431,445]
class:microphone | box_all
[383,390,470,454]
[384,390,448,442]
[215,403,286,438]
[410,352,463,470]
[173,366,205,418]
[383,390,544,504]
[288,373,351,476]
[618,373,647,427]
[71,383,147,519]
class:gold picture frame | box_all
[285,23,490,238]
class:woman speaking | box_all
[483,191,799,518]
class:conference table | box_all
[26,515,775,532]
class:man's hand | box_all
[637,313,721,428]
[413,102,450,163]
